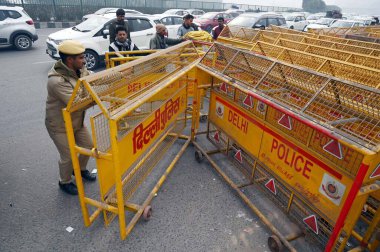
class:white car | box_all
[304,18,336,31]
[329,19,365,28]
[186,9,205,18]
[46,15,160,70]
[0,6,38,50]
[152,14,183,38]
[285,14,308,31]
[82,8,143,21]
[162,9,189,16]
[306,13,325,24]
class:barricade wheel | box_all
[195,150,204,163]
[200,115,208,123]
[268,235,284,252]
[143,205,152,221]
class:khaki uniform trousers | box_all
[47,126,93,183]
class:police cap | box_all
[58,40,85,55]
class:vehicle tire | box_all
[14,34,32,50]
[206,25,212,33]
[84,50,99,71]
[290,26,294,29]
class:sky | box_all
[225,0,380,15]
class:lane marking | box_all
[32,60,55,64]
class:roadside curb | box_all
[34,22,80,29]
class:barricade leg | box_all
[63,109,91,227]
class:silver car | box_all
[0,6,38,50]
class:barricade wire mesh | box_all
[200,42,380,151]
[68,42,200,115]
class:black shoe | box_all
[59,182,78,195]
[73,170,96,182]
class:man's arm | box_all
[177,26,183,38]
[48,77,74,106]
[149,37,158,49]
[166,37,184,46]
[109,23,116,43]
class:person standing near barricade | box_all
[45,40,96,196]
[177,14,196,38]
[150,24,185,49]
[109,26,139,58]
[109,8,130,44]
[211,17,226,40]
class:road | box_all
[0,28,321,251]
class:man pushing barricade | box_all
[150,24,185,49]
[177,14,198,38]
[45,40,96,196]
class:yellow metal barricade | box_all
[105,50,157,69]
[270,25,380,51]
[63,41,201,240]
[219,26,380,57]
[191,42,380,251]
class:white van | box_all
[46,14,160,70]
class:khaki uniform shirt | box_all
[45,60,90,133]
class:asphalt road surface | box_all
[0,28,322,251]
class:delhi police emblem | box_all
[216,102,224,118]
[257,101,266,115]
[319,173,346,206]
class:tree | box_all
[302,0,327,13]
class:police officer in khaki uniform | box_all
[45,40,96,195]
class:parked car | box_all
[194,12,233,32]
[353,16,377,26]
[151,14,183,38]
[227,12,286,29]
[0,6,38,50]
[329,19,365,28]
[46,14,160,70]
[82,8,142,21]
[185,9,205,19]
[303,18,336,31]
[306,13,325,24]
[162,9,189,16]
[225,8,245,18]
[285,14,308,31]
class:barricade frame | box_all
[191,42,380,251]
[62,41,200,240]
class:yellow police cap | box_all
[58,40,85,55]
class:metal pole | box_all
[80,0,83,20]
[21,0,24,9]
[52,0,56,21]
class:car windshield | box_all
[228,16,258,27]
[315,18,332,25]
[199,13,217,19]
[285,16,295,21]
[330,21,354,28]
[75,16,108,32]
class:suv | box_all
[0,6,38,50]
[227,12,286,29]
[46,14,160,70]
[285,14,308,31]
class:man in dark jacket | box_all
[109,8,130,43]
[150,24,184,49]
[109,26,138,57]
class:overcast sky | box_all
[226,0,380,15]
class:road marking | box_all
[32,60,55,64]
